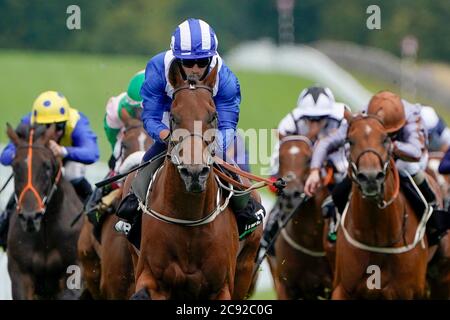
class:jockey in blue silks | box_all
[116,19,264,240]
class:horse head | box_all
[121,117,152,160]
[167,60,219,193]
[278,135,314,210]
[6,123,62,232]
[346,113,393,200]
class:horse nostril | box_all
[199,166,210,177]
[376,172,386,181]
[293,191,301,198]
[179,167,189,178]
[356,173,368,182]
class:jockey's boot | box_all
[223,167,265,240]
[0,194,15,251]
[71,177,93,205]
[415,174,450,244]
[232,195,266,240]
[321,196,338,243]
[84,186,105,227]
[323,177,352,243]
[416,176,438,208]
[259,208,281,256]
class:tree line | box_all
[0,0,448,62]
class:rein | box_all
[15,128,62,214]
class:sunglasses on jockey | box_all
[302,115,327,122]
[46,121,66,132]
[178,57,212,68]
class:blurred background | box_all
[1,0,449,299]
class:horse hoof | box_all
[130,288,150,300]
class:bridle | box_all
[15,128,62,215]
[347,115,400,209]
[168,83,217,167]
[139,82,233,227]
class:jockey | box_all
[262,86,350,252]
[116,18,264,240]
[104,70,145,171]
[305,91,439,240]
[0,91,99,249]
[269,86,349,179]
[82,71,146,226]
[421,106,450,153]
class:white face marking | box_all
[364,124,372,136]
[138,132,146,151]
[289,146,300,155]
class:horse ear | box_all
[168,60,184,89]
[203,59,218,89]
[6,123,21,146]
[120,107,132,124]
[343,108,353,124]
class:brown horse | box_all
[267,134,332,299]
[6,124,83,299]
[127,62,262,300]
[77,117,152,299]
[332,114,450,299]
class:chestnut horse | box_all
[6,124,83,299]
[268,134,333,299]
[78,117,152,299]
[333,114,450,299]
[128,62,262,300]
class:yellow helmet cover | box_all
[31,91,71,124]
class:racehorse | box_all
[6,123,83,299]
[77,117,152,299]
[333,114,450,299]
[267,133,333,299]
[127,61,262,300]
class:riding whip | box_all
[0,173,13,194]
[252,193,308,278]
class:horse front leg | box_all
[233,225,262,299]
[77,218,102,299]
[213,284,232,300]
[8,258,35,300]
[428,232,450,299]
[331,284,350,300]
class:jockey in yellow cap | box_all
[0,91,99,249]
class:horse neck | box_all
[349,163,405,245]
[158,161,217,221]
